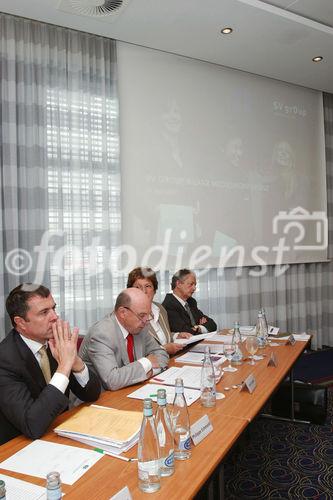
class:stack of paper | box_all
[127,383,201,406]
[150,365,203,389]
[0,440,102,485]
[189,343,225,354]
[175,351,226,366]
[174,331,217,345]
[54,404,143,455]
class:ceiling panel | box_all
[0,0,332,92]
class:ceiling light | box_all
[312,56,323,62]
[221,27,233,35]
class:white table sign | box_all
[110,486,132,500]
[240,374,257,393]
[190,414,213,446]
[267,352,278,367]
[286,334,296,345]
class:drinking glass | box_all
[213,360,223,384]
[245,335,259,365]
[223,343,238,372]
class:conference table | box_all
[0,335,309,499]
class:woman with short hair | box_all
[127,267,192,355]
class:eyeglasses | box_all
[123,306,153,323]
[134,284,154,291]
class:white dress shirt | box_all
[115,316,153,374]
[20,335,89,393]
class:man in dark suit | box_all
[162,269,217,334]
[0,284,101,445]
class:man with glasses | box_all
[80,288,169,391]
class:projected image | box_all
[272,140,295,199]
[225,136,243,169]
[157,204,195,255]
[119,43,327,268]
[161,100,183,170]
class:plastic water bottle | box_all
[155,388,175,477]
[232,321,243,364]
[0,480,6,500]
[172,378,191,460]
[46,471,62,500]
[256,310,268,348]
[138,398,161,492]
[200,346,216,407]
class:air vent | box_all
[68,0,129,17]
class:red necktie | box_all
[127,333,134,363]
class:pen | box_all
[94,448,138,462]
[149,394,157,398]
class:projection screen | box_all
[118,42,327,270]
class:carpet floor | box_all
[224,389,333,499]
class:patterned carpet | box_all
[224,389,333,499]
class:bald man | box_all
[79,288,169,391]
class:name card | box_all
[240,373,257,393]
[190,414,213,446]
[110,486,132,500]
[267,352,278,367]
[286,334,296,345]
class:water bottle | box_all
[256,311,268,348]
[138,398,161,493]
[261,308,269,333]
[0,480,6,500]
[200,346,216,407]
[232,321,243,364]
[172,378,191,460]
[156,388,175,477]
[46,471,62,500]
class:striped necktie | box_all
[184,302,196,327]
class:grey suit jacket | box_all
[80,313,169,391]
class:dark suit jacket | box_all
[162,293,217,334]
[0,329,101,445]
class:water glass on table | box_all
[223,342,238,372]
[245,335,259,365]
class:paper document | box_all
[151,365,202,389]
[175,351,226,366]
[269,333,310,341]
[0,474,46,500]
[189,343,225,354]
[55,405,142,444]
[54,405,142,455]
[174,331,217,345]
[127,383,201,406]
[0,440,102,485]
[208,333,234,343]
